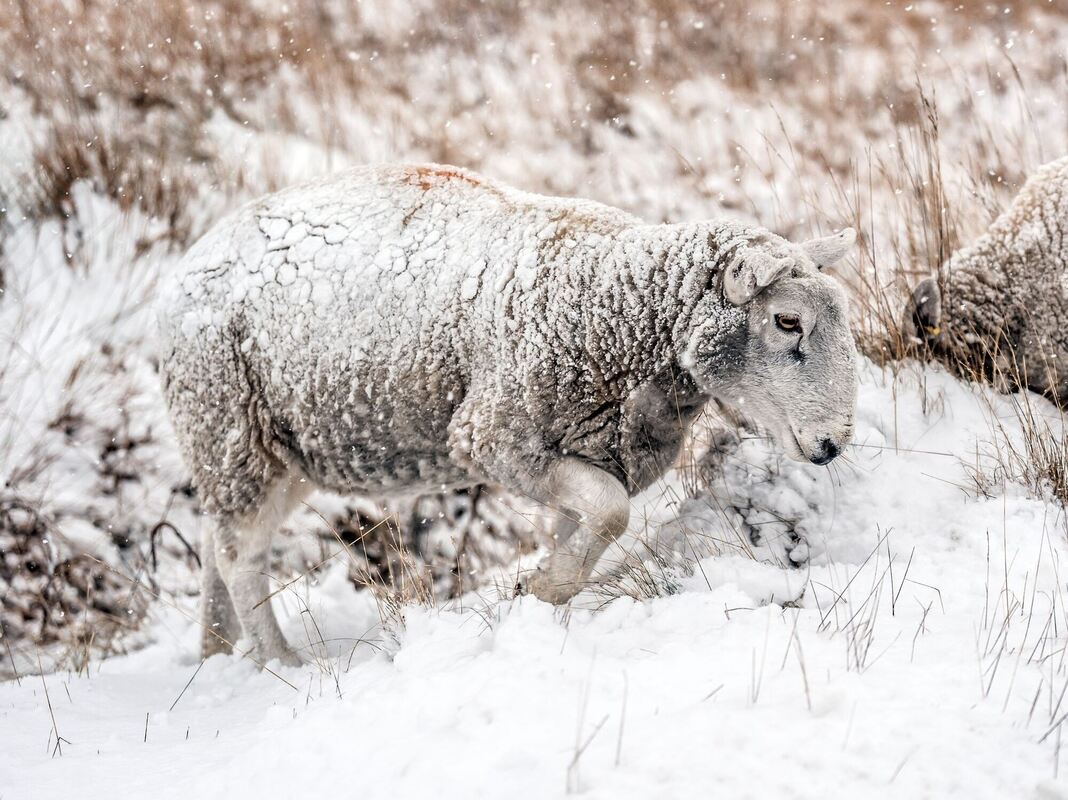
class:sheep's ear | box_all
[902,277,943,342]
[722,249,794,306]
[802,228,856,269]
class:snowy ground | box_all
[4,363,1068,799]
[4,2,1068,798]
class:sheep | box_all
[903,156,1068,403]
[157,163,858,666]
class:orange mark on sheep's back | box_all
[408,166,484,192]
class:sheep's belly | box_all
[281,412,474,497]
[308,448,473,496]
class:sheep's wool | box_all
[938,156,1068,399]
[158,164,782,519]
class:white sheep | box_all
[158,164,858,665]
[903,156,1068,402]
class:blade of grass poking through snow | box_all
[35,645,68,757]
[168,661,205,712]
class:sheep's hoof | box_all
[201,632,234,660]
[515,568,580,605]
[273,650,304,669]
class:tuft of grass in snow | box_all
[963,359,1068,509]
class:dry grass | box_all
[26,116,209,249]
[962,358,1068,508]
[1,0,366,246]
[6,0,1060,244]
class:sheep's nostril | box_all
[810,439,840,465]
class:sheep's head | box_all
[901,277,943,346]
[684,228,858,465]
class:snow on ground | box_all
[3,362,1068,799]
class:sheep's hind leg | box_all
[213,475,309,667]
[519,458,630,604]
[200,526,240,658]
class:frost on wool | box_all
[905,155,1068,403]
[157,164,810,522]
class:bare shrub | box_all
[0,492,149,674]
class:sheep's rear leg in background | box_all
[200,527,240,657]
[210,474,309,667]
[519,458,630,604]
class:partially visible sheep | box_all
[158,164,858,665]
[903,156,1068,402]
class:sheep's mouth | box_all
[911,308,944,343]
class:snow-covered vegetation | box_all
[3,1,1068,797]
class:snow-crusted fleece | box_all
[157,163,824,521]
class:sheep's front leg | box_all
[520,458,630,604]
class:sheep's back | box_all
[158,164,638,495]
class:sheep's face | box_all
[901,277,943,345]
[734,271,857,464]
[686,229,858,465]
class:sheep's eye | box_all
[775,313,801,333]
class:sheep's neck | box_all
[580,221,743,399]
